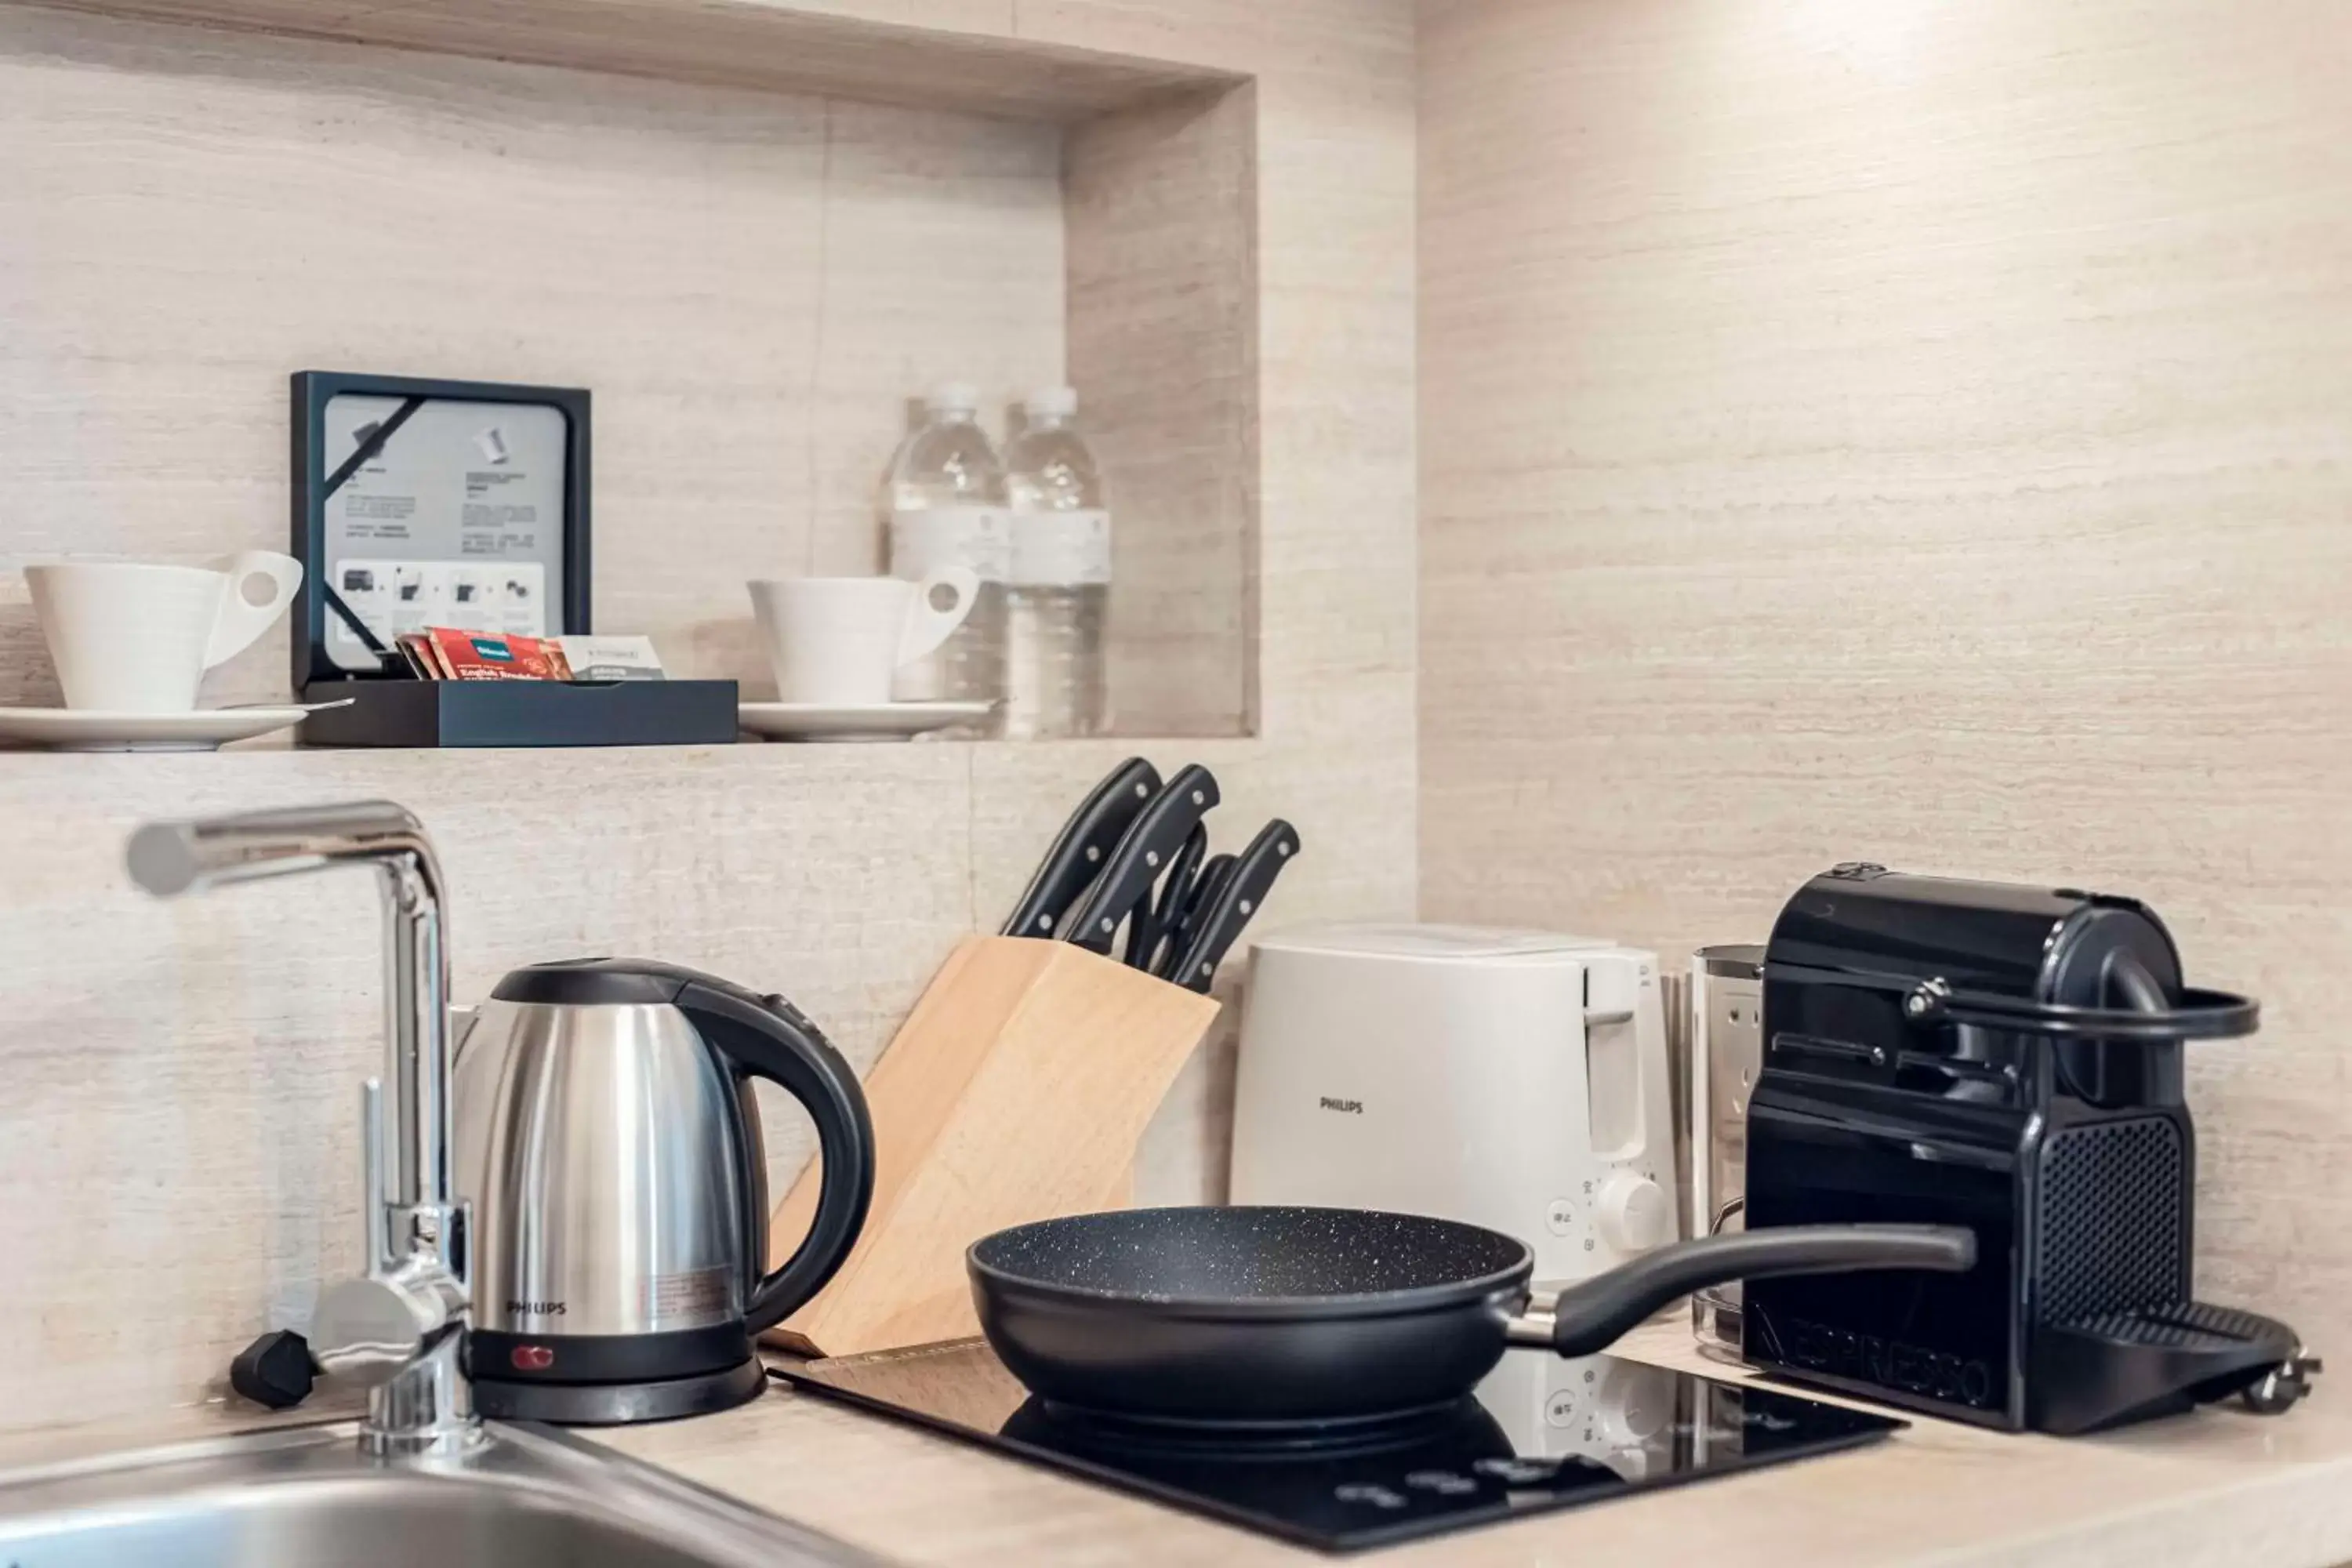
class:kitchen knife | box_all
[1162,819,1299,993]
[1127,822,1210,971]
[1159,851,1235,978]
[1058,764,1221,955]
[1000,757,1163,938]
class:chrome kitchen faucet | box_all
[128,800,481,1457]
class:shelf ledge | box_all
[36,0,1242,120]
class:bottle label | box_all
[890,505,1009,583]
[1009,509,1112,587]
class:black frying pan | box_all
[968,1207,1975,1427]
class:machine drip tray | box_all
[2029,1301,2315,1434]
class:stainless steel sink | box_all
[0,1418,884,1568]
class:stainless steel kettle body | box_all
[456,997,760,1339]
[452,960,876,1424]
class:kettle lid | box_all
[491,958,706,1007]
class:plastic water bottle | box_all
[1004,387,1109,739]
[883,383,1008,723]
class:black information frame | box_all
[286,371,735,748]
[290,370,593,688]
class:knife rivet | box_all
[1279,842,1293,857]
[1101,917,1116,935]
[1198,963,1213,978]
[1240,899,1254,915]
[1147,851,1161,867]
[1191,790,1205,805]
[1036,915,1054,933]
[1087,846,1102,862]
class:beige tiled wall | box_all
[1420,0,2352,1334]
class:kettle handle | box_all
[674,979,877,1335]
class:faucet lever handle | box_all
[229,1328,319,1410]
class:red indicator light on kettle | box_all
[510,1344,556,1371]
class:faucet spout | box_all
[129,800,480,1456]
[129,802,454,1216]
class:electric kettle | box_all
[452,958,876,1424]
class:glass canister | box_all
[1688,944,1764,1358]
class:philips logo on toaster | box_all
[1317,1096,1364,1116]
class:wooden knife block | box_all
[763,935,1221,1359]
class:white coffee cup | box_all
[24,553,306,713]
[748,569,979,706]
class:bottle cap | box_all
[1025,386,1079,419]
[925,382,981,416]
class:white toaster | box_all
[1229,924,1678,1291]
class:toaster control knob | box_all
[1595,1175,1671,1254]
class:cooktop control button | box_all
[1333,1484,1409,1510]
[1472,1457,1563,1488]
[1403,1470,1479,1497]
[1544,1198,1577,1236]
[1595,1174,1671,1253]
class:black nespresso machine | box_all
[1743,864,2319,1434]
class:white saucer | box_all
[0,702,348,752]
[738,701,995,743]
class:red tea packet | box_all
[426,627,575,681]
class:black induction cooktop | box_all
[774,1342,1904,1553]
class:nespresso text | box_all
[1782,1316,1994,1407]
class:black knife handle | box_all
[1159,852,1235,979]
[1166,819,1299,993]
[1062,764,1221,954]
[1002,757,1162,938]
[1155,826,1210,936]
[1129,822,1210,972]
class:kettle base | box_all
[473,1356,767,1426]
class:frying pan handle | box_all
[1538,1225,1976,1359]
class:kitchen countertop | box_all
[5,1321,2348,1566]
